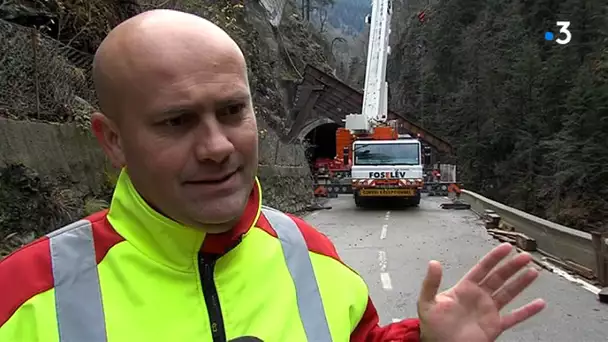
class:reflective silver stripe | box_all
[48,220,107,342]
[261,206,333,342]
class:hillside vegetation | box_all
[389,0,608,232]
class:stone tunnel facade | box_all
[286,64,454,163]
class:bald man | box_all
[0,9,545,342]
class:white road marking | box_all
[378,251,387,272]
[378,213,395,292]
[380,224,388,239]
[380,272,393,290]
[541,259,601,295]
[392,318,401,323]
[378,251,392,289]
[378,242,393,290]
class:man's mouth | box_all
[185,169,239,185]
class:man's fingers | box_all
[479,252,533,293]
[493,267,540,309]
[500,298,546,331]
[461,243,514,284]
[419,260,442,306]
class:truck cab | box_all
[350,138,424,207]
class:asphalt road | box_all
[303,195,608,341]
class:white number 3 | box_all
[556,21,572,45]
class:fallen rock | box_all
[440,200,471,210]
[304,203,332,211]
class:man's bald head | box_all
[90,9,259,231]
[92,9,247,120]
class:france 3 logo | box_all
[544,21,572,45]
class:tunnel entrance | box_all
[304,123,340,171]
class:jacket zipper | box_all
[199,253,226,342]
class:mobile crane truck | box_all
[338,0,424,208]
[311,0,459,207]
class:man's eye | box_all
[163,116,185,126]
[221,104,245,116]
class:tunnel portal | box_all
[304,123,340,170]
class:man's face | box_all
[108,46,258,230]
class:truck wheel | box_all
[354,193,365,208]
[411,192,421,207]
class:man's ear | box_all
[91,111,126,169]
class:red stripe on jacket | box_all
[0,210,124,327]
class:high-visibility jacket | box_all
[0,169,421,341]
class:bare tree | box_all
[318,7,328,32]
[303,0,334,22]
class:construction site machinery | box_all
[351,135,424,207]
[340,0,424,207]
[423,163,459,196]
[311,0,460,204]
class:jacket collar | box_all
[106,169,262,272]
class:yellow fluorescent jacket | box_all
[0,170,421,341]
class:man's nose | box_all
[193,120,235,163]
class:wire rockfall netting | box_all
[0,19,97,123]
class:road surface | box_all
[303,195,608,341]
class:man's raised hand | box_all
[416,243,546,342]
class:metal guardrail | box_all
[460,189,608,287]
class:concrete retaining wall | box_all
[0,118,109,193]
[257,118,313,213]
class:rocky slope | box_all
[307,0,369,89]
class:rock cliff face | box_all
[0,0,334,257]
